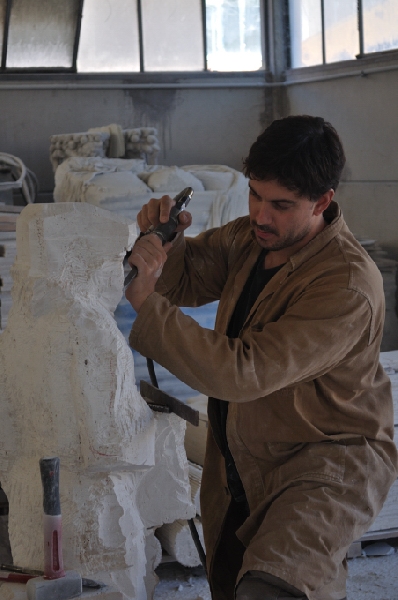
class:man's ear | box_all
[313,189,335,216]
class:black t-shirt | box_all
[227,249,284,338]
[208,250,285,508]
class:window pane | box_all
[77,0,140,72]
[324,0,359,63]
[7,0,79,68]
[142,0,203,71]
[363,0,398,54]
[289,0,323,68]
[206,0,263,71]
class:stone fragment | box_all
[26,570,82,600]
[156,519,204,568]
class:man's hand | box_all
[137,194,192,234]
[125,234,169,312]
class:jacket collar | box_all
[288,201,343,270]
[225,202,344,329]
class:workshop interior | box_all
[0,1,398,599]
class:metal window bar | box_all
[357,0,365,58]
[137,0,144,73]
[260,0,268,71]
[320,0,326,64]
[1,0,12,70]
[72,0,84,72]
[201,0,207,71]
[283,0,291,71]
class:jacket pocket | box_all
[267,441,306,459]
[278,441,347,487]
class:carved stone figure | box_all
[0,202,194,599]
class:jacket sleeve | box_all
[154,218,249,307]
[129,277,376,402]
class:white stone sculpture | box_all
[53,159,250,240]
[50,127,160,172]
[0,202,195,599]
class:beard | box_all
[251,220,312,252]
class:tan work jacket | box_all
[130,202,398,600]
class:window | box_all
[3,0,81,70]
[0,0,264,73]
[140,0,204,71]
[362,0,398,54]
[77,0,140,72]
[289,0,398,68]
[206,0,263,71]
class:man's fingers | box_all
[176,211,192,232]
[158,195,175,223]
[136,195,191,236]
[137,204,151,232]
[137,195,175,231]
[145,195,174,226]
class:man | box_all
[125,116,398,600]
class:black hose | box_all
[146,357,159,388]
[188,518,207,574]
[145,358,207,575]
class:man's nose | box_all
[255,203,273,225]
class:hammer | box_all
[26,457,82,600]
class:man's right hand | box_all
[137,194,192,234]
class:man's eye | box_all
[273,202,290,210]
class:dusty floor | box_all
[154,543,398,600]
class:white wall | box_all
[3,49,397,253]
[285,51,398,249]
[0,80,273,194]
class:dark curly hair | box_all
[243,115,346,200]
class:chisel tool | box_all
[1,564,100,589]
[0,572,35,584]
[124,186,194,290]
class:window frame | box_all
[288,0,398,70]
[0,0,397,82]
[0,0,267,76]
[1,0,84,72]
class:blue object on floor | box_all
[115,297,218,402]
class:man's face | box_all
[249,179,324,253]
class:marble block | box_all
[0,203,195,600]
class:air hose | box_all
[146,356,207,575]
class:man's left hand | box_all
[125,234,170,312]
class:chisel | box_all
[124,186,194,290]
[0,565,100,589]
[0,572,35,584]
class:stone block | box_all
[0,203,195,599]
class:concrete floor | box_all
[347,552,398,599]
[154,548,398,600]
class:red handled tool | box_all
[0,572,35,583]
[39,457,66,580]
